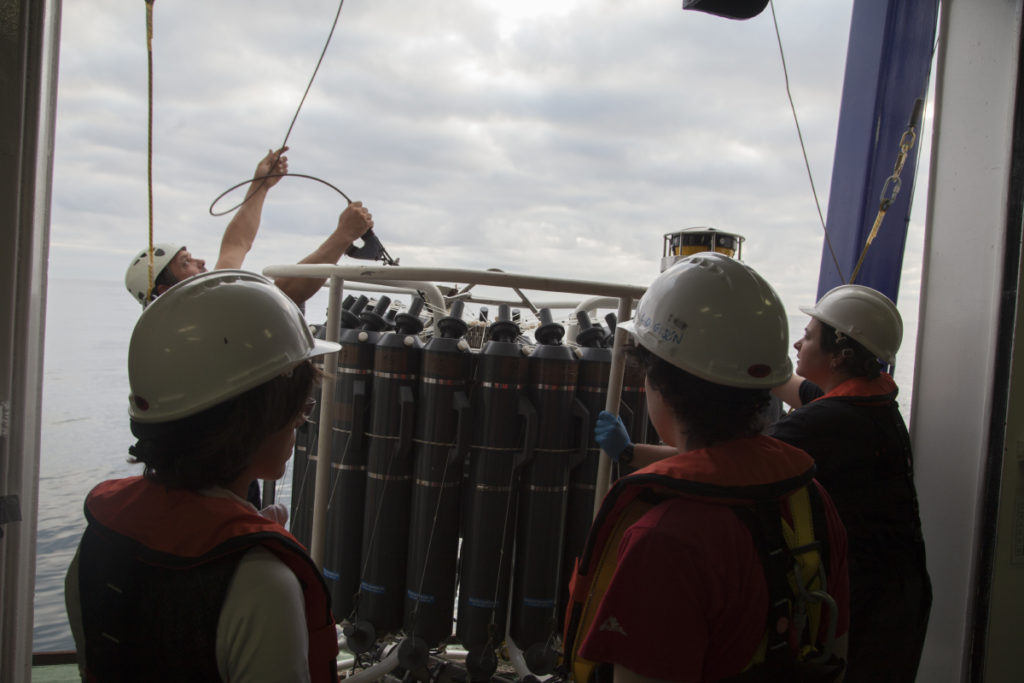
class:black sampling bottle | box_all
[456,304,535,681]
[400,301,475,667]
[509,308,588,675]
[560,311,611,619]
[319,294,382,623]
[354,297,425,643]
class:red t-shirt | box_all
[577,482,849,682]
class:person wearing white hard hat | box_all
[564,254,849,683]
[65,271,341,683]
[125,147,371,509]
[124,146,374,308]
[767,285,930,683]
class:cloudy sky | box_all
[49,0,927,355]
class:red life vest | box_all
[562,435,830,682]
[80,476,339,683]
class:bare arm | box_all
[215,147,289,270]
[771,374,806,411]
[628,443,677,469]
[273,201,374,306]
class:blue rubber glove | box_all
[594,410,632,462]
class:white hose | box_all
[339,644,400,683]
[506,637,532,680]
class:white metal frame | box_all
[338,281,602,323]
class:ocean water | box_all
[34,278,139,651]
[32,277,915,652]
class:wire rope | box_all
[768,0,846,283]
[209,172,351,214]
[355,430,402,622]
[210,0,349,217]
[407,444,457,633]
[486,464,521,646]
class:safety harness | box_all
[721,486,844,682]
[563,436,845,683]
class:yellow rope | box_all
[145,1,156,303]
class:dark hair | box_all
[154,263,178,290]
[147,252,183,303]
[128,360,316,490]
[818,321,882,379]
[631,345,770,446]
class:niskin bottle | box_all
[321,294,379,623]
[560,311,611,619]
[401,301,475,668]
[456,304,535,681]
[355,297,425,643]
[510,308,587,674]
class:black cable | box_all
[208,171,396,265]
[769,0,845,282]
[208,172,351,216]
[211,0,348,216]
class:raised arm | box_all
[215,147,289,270]
[273,201,374,306]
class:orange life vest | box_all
[80,476,339,682]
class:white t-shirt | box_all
[216,545,310,682]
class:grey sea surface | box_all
[35,277,139,651]
[32,277,913,653]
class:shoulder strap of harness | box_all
[565,489,661,683]
[719,484,844,683]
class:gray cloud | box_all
[52,0,924,333]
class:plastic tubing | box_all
[506,637,533,680]
[340,644,400,683]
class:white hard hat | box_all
[125,243,185,306]
[620,253,792,388]
[128,270,340,423]
[800,284,902,364]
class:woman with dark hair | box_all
[65,270,341,683]
[565,254,849,683]
[768,285,931,683]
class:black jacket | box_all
[768,374,925,559]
